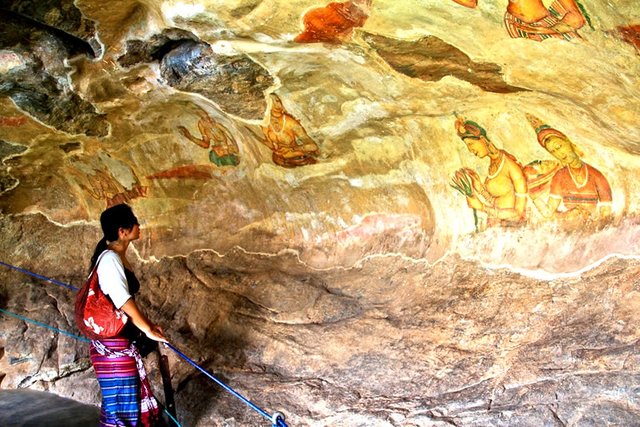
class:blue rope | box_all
[0,261,289,427]
[163,406,183,427]
[0,260,79,291]
[0,308,90,342]
[166,343,288,427]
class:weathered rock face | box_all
[362,32,527,93]
[0,389,99,426]
[0,3,107,136]
[119,28,275,119]
[1,0,639,426]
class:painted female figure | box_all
[454,116,528,226]
[451,0,587,41]
[259,94,320,167]
[526,114,612,222]
[294,0,372,44]
[177,108,240,167]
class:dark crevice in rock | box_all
[548,405,568,427]
[118,29,275,119]
[363,32,526,94]
[0,170,17,194]
[117,28,199,67]
[0,64,109,136]
[423,412,461,426]
[58,141,81,153]
[15,358,91,389]
[0,7,96,59]
[0,140,27,160]
[53,359,93,382]
[0,7,108,136]
[1,0,97,44]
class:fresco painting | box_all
[145,164,218,180]
[452,116,528,229]
[526,113,613,223]
[294,0,372,44]
[257,94,321,168]
[451,0,588,41]
[66,152,147,207]
[452,114,614,230]
[177,108,240,167]
[522,159,562,210]
[616,24,640,52]
[0,116,27,127]
[2,2,640,424]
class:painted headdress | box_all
[455,115,488,140]
[525,113,568,148]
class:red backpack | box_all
[75,251,128,340]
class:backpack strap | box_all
[88,250,111,279]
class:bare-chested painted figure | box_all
[259,94,320,168]
[177,109,240,167]
[454,116,528,226]
[451,0,586,41]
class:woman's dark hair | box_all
[89,203,139,270]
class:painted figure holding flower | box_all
[452,115,528,228]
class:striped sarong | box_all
[90,337,159,426]
[504,0,581,42]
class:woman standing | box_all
[88,203,167,426]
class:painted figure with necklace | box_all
[259,94,320,167]
[526,114,612,223]
[451,0,587,41]
[454,115,528,227]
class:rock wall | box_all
[1,0,639,426]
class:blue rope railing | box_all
[0,261,79,291]
[166,343,287,427]
[0,307,90,342]
[0,261,289,427]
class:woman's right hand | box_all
[177,126,189,137]
[144,324,168,343]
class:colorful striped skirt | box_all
[90,337,159,427]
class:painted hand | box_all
[466,195,483,210]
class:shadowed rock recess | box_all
[118,28,275,119]
[1,0,640,426]
[0,3,108,136]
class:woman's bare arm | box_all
[121,299,167,342]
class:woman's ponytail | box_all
[89,237,108,272]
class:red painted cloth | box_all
[617,24,640,51]
[549,163,612,211]
[295,1,369,43]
